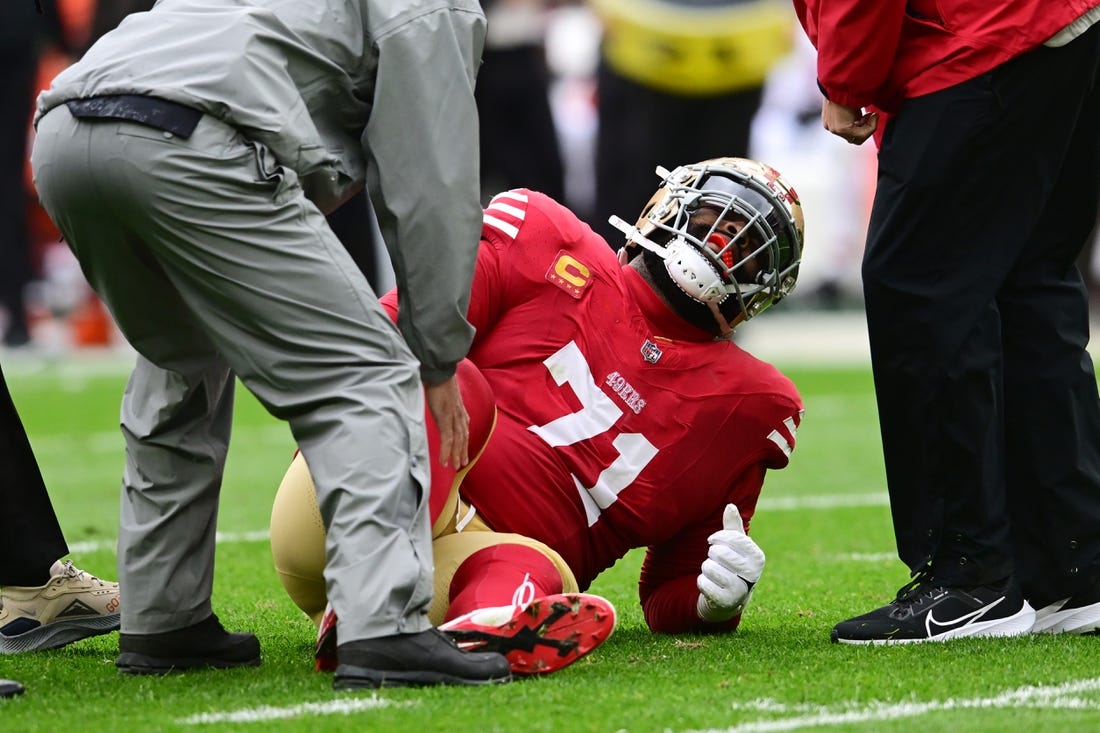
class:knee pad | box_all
[270,451,327,627]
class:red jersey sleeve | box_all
[637,464,765,634]
[636,400,801,634]
[381,188,565,336]
[794,0,907,110]
[468,188,596,345]
[379,288,399,323]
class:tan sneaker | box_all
[0,560,120,653]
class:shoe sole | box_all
[443,593,616,675]
[0,614,120,654]
[833,604,1036,645]
[116,652,262,675]
[1032,600,1100,634]
[333,664,512,689]
[0,679,25,698]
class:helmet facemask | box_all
[611,158,804,336]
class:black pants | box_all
[863,23,1100,603]
[475,44,564,204]
[593,60,763,247]
[0,48,38,343]
[0,361,67,586]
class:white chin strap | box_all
[609,214,729,305]
[610,214,736,338]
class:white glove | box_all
[696,503,765,623]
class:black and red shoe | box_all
[439,593,616,675]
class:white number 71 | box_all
[527,342,658,526]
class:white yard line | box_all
[65,493,889,557]
[67,530,271,555]
[685,677,1100,733]
[757,493,888,510]
[178,695,410,724]
[64,493,891,557]
[28,424,292,457]
[175,677,1100,727]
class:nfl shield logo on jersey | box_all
[641,339,662,364]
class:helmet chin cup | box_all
[663,238,727,305]
[610,215,726,305]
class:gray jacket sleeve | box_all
[363,4,486,384]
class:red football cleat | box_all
[314,603,338,672]
[439,593,616,676]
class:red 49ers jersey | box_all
[456,189,802,633]
[382,190,802,631]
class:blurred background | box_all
[5,0,1098,363]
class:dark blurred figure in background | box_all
[1,1,66,347]
[589,0,795,248]
[86,0,156,52]
[334,0,569,297]
[476,0,565,203]
[326,195,387,293]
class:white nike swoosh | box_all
[925,597,1004,635]
[1036,597,1070,614]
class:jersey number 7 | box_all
[527,341,658,527]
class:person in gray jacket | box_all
[30,0,512,689]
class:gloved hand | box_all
[696,503,765,623]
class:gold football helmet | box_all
[612,157,804,332]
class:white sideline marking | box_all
[757,493,888,510]
[684,677,1100,733]
[29,424,292,456]
[837,552,897,563]
[67,530,270,556]
[64,494,889,557]
[178,695,409,724]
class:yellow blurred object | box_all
[590,0,795,95]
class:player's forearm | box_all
[641,575,741,634]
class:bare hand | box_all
[425,375,469,469]
[821,98,878,145]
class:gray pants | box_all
[30,105,434,641]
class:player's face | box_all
[687,206,765,285]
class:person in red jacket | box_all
[793,0,1100,644]
[270,157,806,675]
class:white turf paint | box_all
[65,493,888,557]
[29,424,292,457]
[757,493,888,511]
[178,695,409,725]
[684,677,1100,733]
[172,675,1100,728]
[67,530,271,555]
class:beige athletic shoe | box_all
[0,560,120,653]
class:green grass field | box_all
[2,351,1100,732]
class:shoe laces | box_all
[894,566,936,604]
[54,560,110,588]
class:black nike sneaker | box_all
[832,570,1036,644]
[0,679,24,698]
[1032,577,1100,635]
